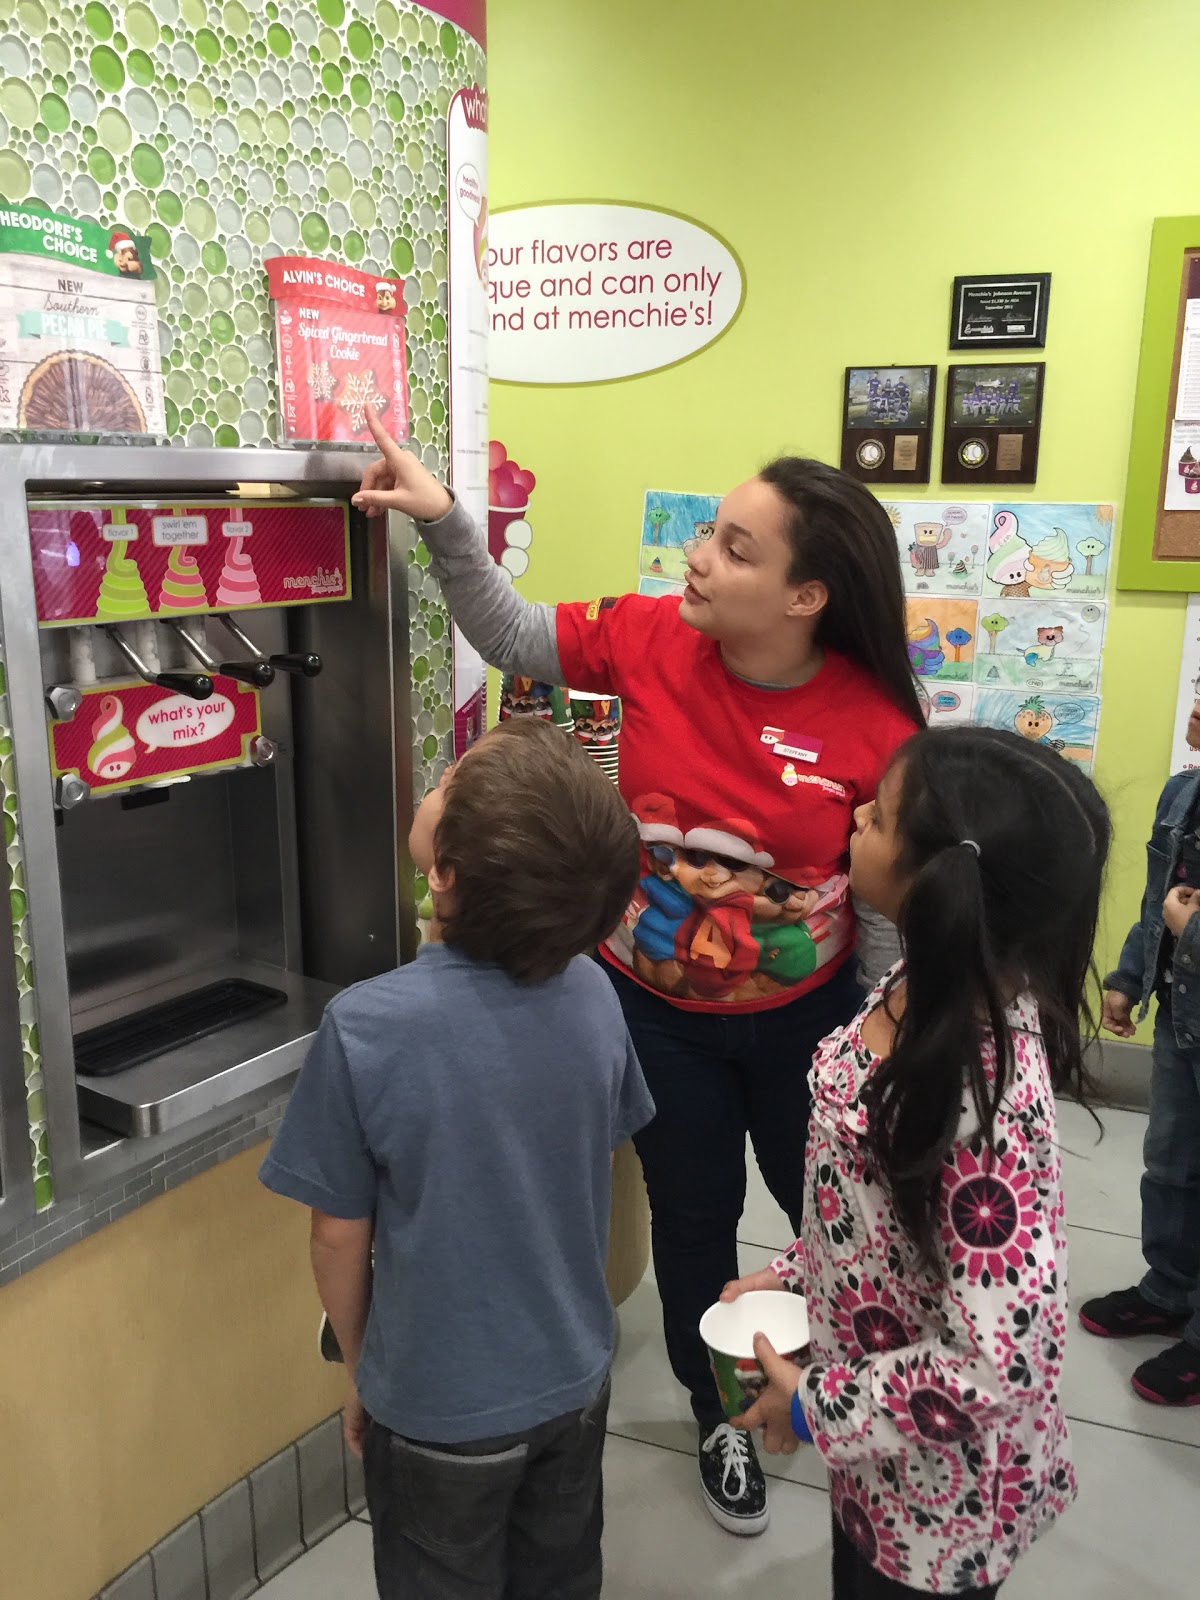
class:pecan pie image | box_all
[18,351,147,434]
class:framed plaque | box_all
[950,273,1050,350]
[941,363,1045,485]
[840,365,936,484]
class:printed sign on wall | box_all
[489,203,745,385]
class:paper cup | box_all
[699,1291,810,1422]
[568,689,621,749]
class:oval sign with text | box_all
[488,203,745,385]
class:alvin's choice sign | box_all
[488,203,745,384]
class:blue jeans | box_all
[1139,1008,1200,1348]
[606,958,863,1427]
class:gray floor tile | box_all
[1008,1418,1200,1598]
[255,1519,375,1599]
[1058,1098,1144,1239]
[603,1433,832,1598]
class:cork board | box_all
[1119,217,1200,590]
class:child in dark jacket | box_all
[1080,693,1200,1406]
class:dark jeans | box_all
[608,957,863,1428]
[1140,1007,1200,1348]
[363,1377,610,1600]
[832,1514,1002,1598]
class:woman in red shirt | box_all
[355,420,923,1536]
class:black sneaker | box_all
[1078,1286,1189,1340]
[1132,1340,1200,1406]
[698,1422,769,1536]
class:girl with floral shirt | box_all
[722,727,1110,1596]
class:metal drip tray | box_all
[74,978,289,1078]
[74,961,338,1138]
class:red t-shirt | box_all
[556,594,918,1013]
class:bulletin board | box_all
[1119,216,1200,591]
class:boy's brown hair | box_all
[433,716,640,983]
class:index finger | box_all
[365,403,404,462]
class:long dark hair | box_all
[864,727,1110,1266]
[759,457,925,726]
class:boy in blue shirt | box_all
[261,716,653,1598]
[1081,690,1200,1407]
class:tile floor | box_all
[260,1101,1200,1598]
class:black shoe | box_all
[1132,1340,1200,1406]
[698,1422,769,1536]
[1078,1286,1189,1340]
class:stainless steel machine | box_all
[0,443,416,1231]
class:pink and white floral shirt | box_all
[771,964,1076,1593]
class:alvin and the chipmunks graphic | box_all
[606,793,850,1005]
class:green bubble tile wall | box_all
[0,0,479,1203]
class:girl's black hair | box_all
[863,726,1110,1266]
[759,457,925,727]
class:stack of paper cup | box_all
[498,675,574,735]
[569,690,620,786]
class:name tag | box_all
[762,726,823,765]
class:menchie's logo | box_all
[460,86,488,131]
[283,565,343,594]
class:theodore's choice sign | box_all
[488,203,744,385]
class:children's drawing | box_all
[921,683,976,727]
[883,500,989,597]
[982,503,1114,601]
[973,689,1100,772]
[641,490,721,581]
[972,599,1107,693]
[905,597,978,683]
[638,574,685,599]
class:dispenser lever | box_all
[104,628,214,701]
[218,616,322,678]
[152,673,216,700]
[218,659,275,688]
[167,620,275,689]
[268,652,323,678]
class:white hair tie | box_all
[959,839,981,858]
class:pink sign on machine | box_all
[27,501,352,627]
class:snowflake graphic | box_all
[308,361,337,403]
[337,370,388,432]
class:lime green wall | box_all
[489,0,1195,1031]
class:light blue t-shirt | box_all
[259,942,654,1443]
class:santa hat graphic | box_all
[108,229,137,259]
[683,820,775,870]
[632,792,683,845]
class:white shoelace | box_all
[703,1422,751,1500]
